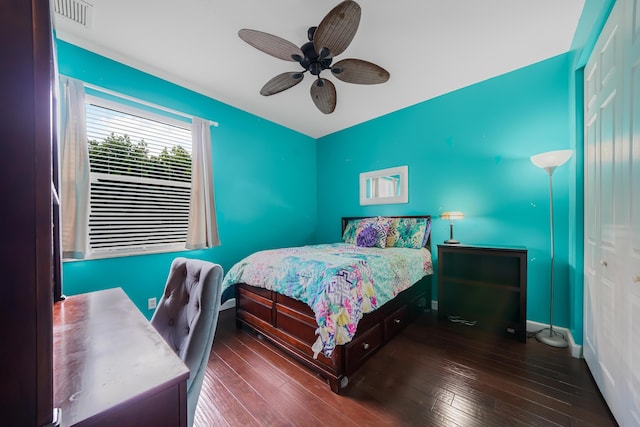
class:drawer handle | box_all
[600,260,608,267]
[362,343,370,350]
[394,318,401,324]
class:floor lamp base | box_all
[536,329,568,348]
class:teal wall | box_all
[57,41,317,318]
[316,53,575,330]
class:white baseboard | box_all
[220,298,235,311]
[526,320,583,358]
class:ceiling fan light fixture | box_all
[318,47,331,59]
[307,26,317,42]
[309,62,322,75]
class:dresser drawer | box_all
[384,304,409,340]
[345,323,383,373]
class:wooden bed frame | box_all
[234,215,433,393]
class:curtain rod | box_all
[67,77,219,127]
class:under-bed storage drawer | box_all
[384,304,409,340]
[345,323,383,373]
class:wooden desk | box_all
[53,288,189,426]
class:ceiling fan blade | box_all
[310,78,336,114]
[331,58,390,84]
[238,29,303,62]
[313,1,361,59]
[260,72,304,96]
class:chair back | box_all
[151,257,223,427]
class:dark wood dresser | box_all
[53,288,189,426]
[437,244,528,342]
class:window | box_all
[85,96,192,256]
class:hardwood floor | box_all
[194,308,617,427]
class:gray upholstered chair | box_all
[151,257,224,427]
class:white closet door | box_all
[622,0,640,424]
[585,0,640,425]
[584,0,624,422]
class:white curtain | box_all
[59,76,90,259]
[186,118,220,249]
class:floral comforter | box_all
[221,243,433,357]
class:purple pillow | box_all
[356,224,378,247]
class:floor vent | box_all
[53,0,93,29]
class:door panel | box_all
[626,293,640,426]
[598,91,616,251]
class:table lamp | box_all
[441,211,464,244]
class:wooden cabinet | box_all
[0,1,57,424]
[437,244,527,342]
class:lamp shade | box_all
[530,150,573,169]
[441,211,464,220]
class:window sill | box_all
[62,245,193,262]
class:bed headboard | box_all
[341,215,432,249]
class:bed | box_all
[221,215,433,393]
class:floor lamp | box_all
[530,149,572,348]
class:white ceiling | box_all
[54,0,585,139]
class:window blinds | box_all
[85,101,192,254]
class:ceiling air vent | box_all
[53,0,93,29]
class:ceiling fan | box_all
[238,0,390,114]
